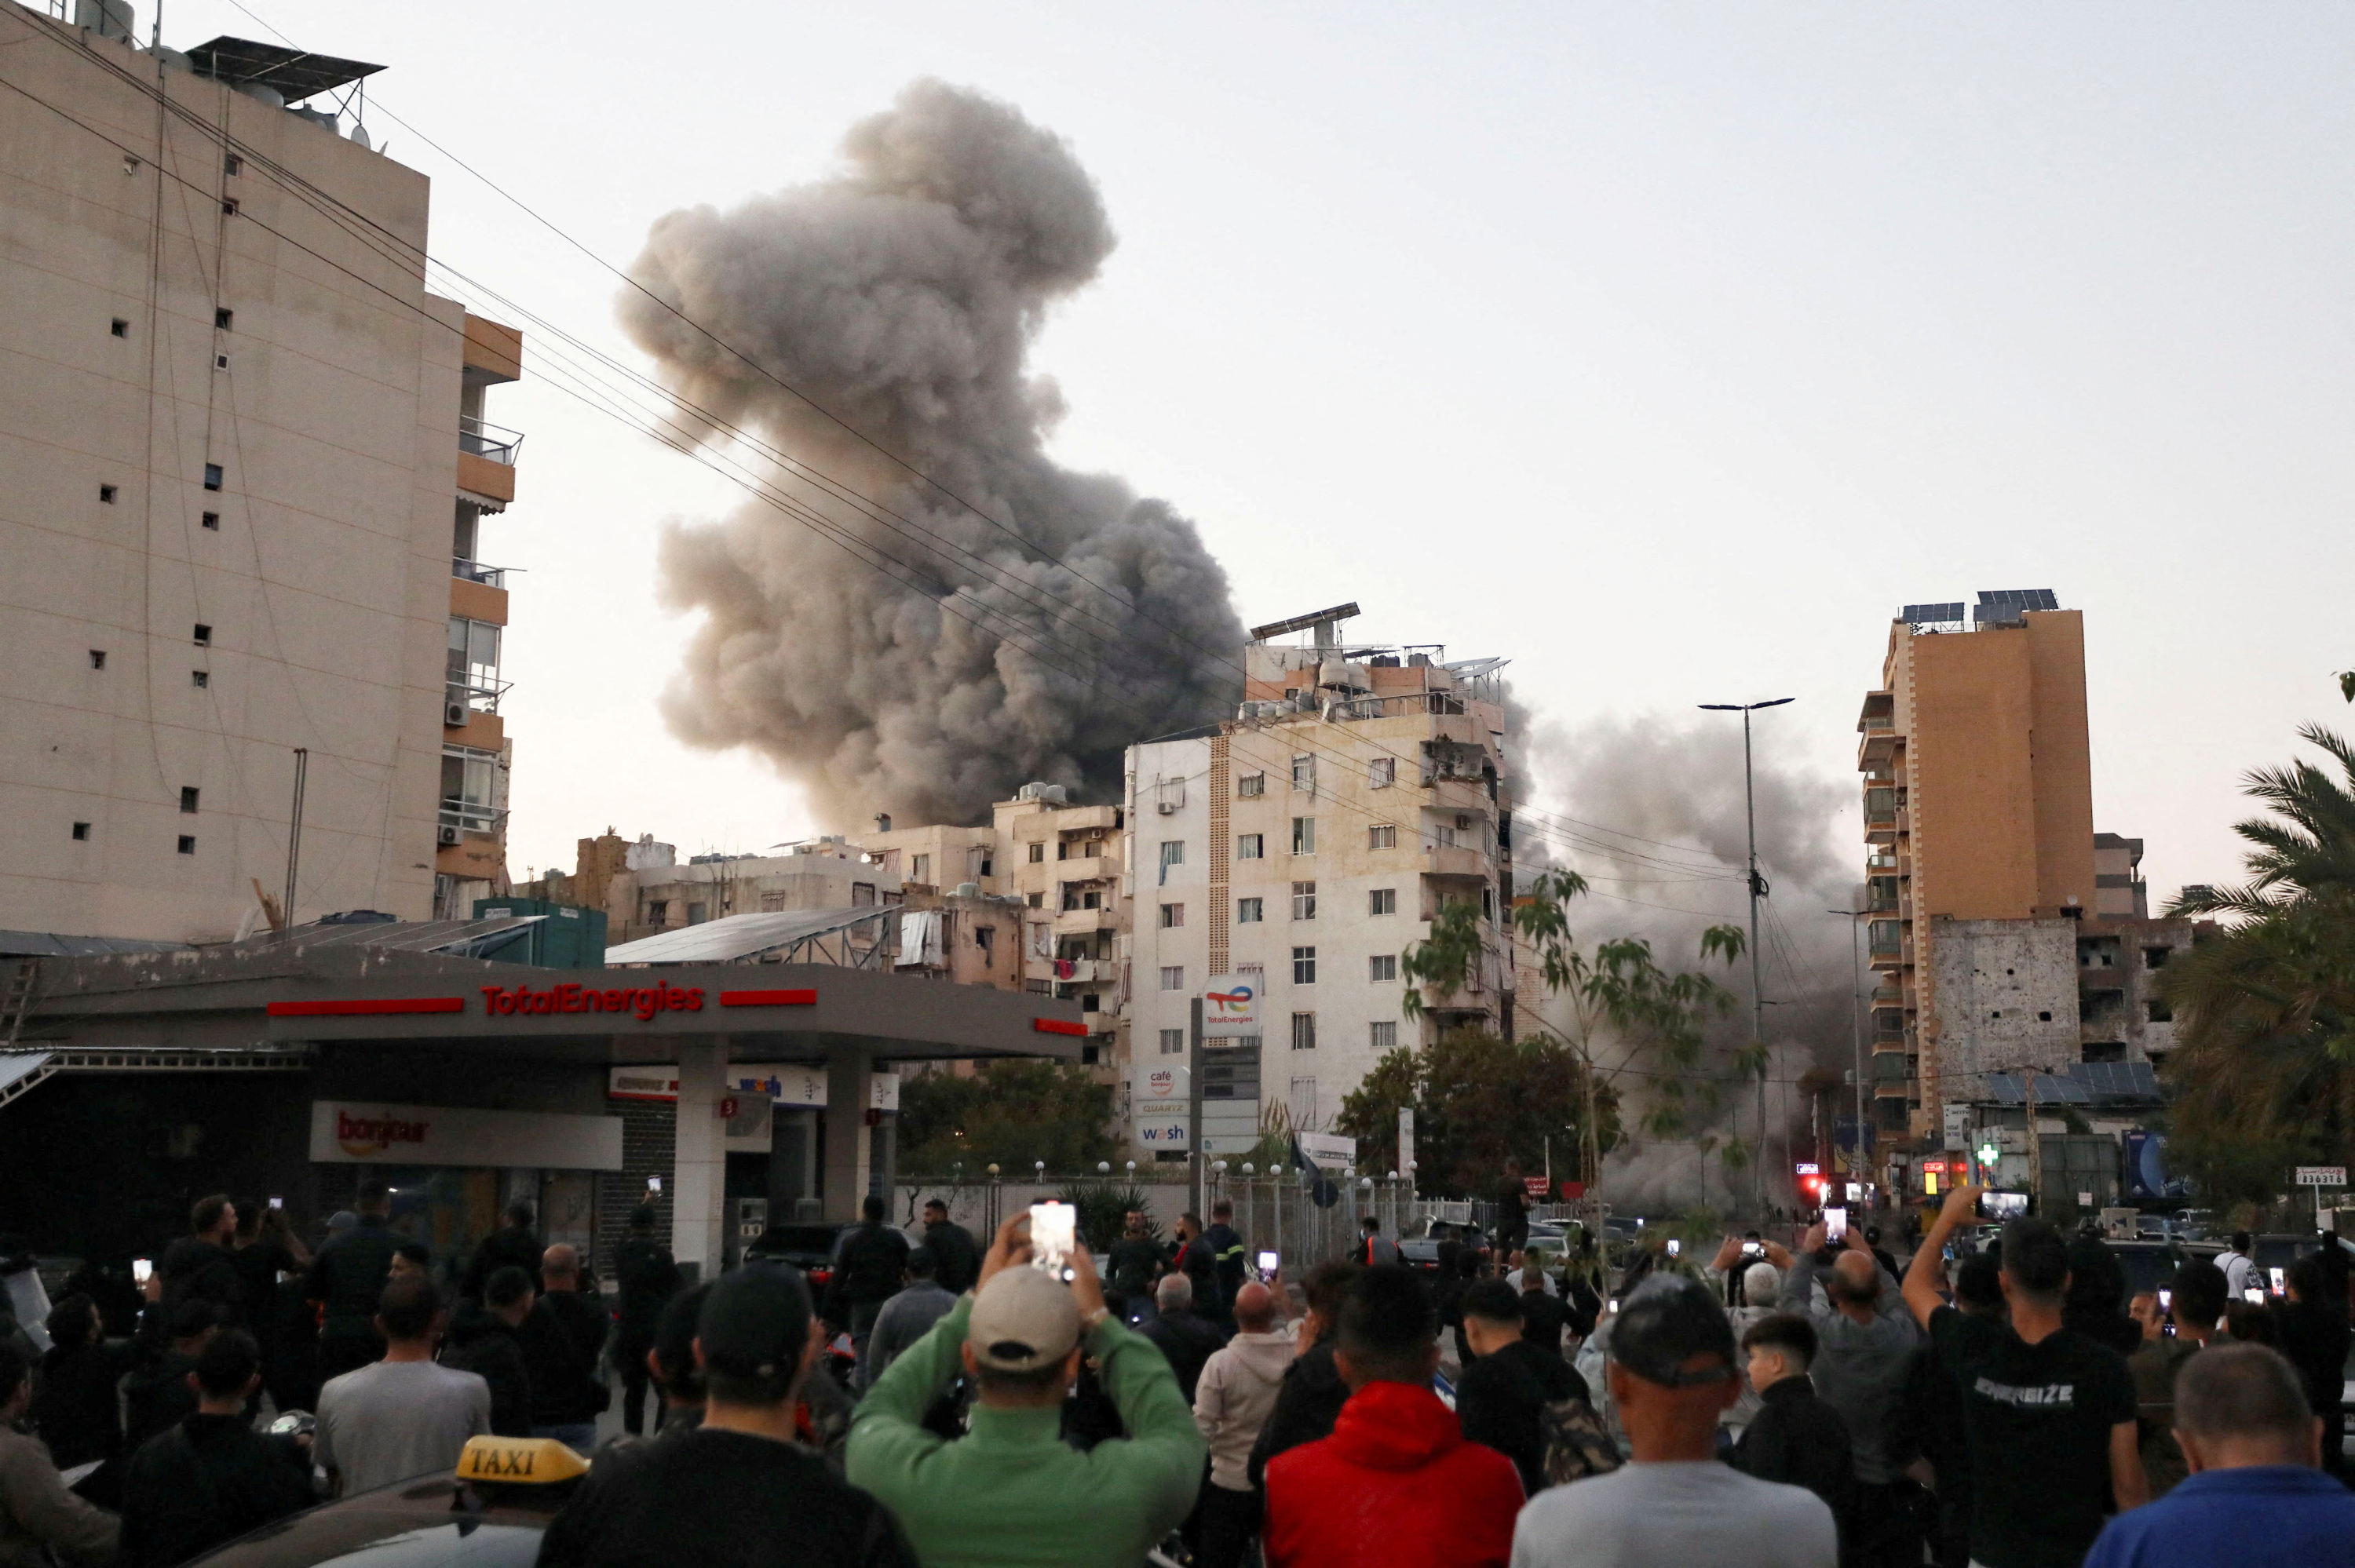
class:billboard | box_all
[1202,973,1258,1037]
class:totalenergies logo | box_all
[1206,983,1254,1016]
[480,983,703,1021]
[338,1110,432,1158]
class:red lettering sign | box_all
[337,1109,433,1156]
[476,984,703,1021]
[1032,1018,1088,1037]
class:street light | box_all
[1828,906,1870,1196]
[1700,695,1795,1213]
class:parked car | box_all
[743,1221,850,1289]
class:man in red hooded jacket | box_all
[1262,1264,1524,1568]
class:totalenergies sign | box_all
[480,982,702,1019]
[1202,973,1258,1037]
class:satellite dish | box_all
[349,122,372,150]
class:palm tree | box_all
[2163,722,2355,1205]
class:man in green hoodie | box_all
[848,1213,1205,1568]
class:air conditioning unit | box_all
[436,824,461,845]
[1156,800,1178,815]
[1088,829,1105,841]
[444,702,469,727]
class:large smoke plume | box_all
[1521,716,1860,1212]
[623,80,1244,828]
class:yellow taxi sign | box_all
[455,1436,590,1486]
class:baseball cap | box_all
[967,1266,1081,1373]
[1609,1274,1737,1387]
[696,1265,812,1386]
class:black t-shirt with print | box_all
[1930,1305,2135,1568]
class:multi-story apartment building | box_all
[1858,592,2100,1136]
[1127,606,1513,1161]
[0,13,524,942]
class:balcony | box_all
[1422,842,1489,880]
[452,558,510,589]
[1056,855,1118,884]
[1053,906,1120,936]
[457,415,521,507]
[1424,778,1492,815]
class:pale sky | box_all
[167,1,2355,913]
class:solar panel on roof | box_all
[1901,602,1966,625]
[1974,589,2060,611]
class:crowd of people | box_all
[4,1180,2353,1568]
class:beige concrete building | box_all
[1858,592,2096,1142]
[0,13,523,943]
[1127,606,1513,1161]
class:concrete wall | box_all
[1926,917,2081,1104]
[0,20,463,939]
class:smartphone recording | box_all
[1028,1201,1075,1281]
[1824,1207,1848,1242]
[1977,1191,2029,1221]
[1256,1250,1279,1275]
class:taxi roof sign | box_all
[456,1435,589,1486]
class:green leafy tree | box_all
[2160,720,2355,1207]
[1510,869,1751,1206]
[897,1059,1120,1177]
[1334,1027,1613,1198]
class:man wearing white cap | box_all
[849,1213,1206,1568]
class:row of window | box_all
[1173,819,1415,867]
[1165,885,1400,925]
[1158,950,1398,989]
[1158,1018,1400,1054]
[1229,754,1400,797]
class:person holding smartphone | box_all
[846,1212,1204,1568]
[1901,1184,2147,1568]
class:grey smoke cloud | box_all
[1521,715,1863,1209]
[622,79,1245,827]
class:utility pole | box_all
[1829,907,1868,1193]
[1700,697,1793,1213]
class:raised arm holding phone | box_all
[1904,1183,2148,1568]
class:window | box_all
[1369,888,1397,916]
[686,902,707,924]
[646,899,669,923]
[1370,1020,1397,1051]
[1291,817,1316,855]
[1029,842,1045,862]
[1159,903,1184,928]
[201,512,219,530]
[221,198,239,217]
[191,670,207,688]
[447,615,502,700]
[192,624,211,646]
[439,743,498,833]
[1161,965,1185,991]
[111,318,129,337]
[759,892,788,913]
[1292,946,1316,984]
[2147,999,2174,1023]
[2143,946,2171,971]
[214,308,232,330]
[1291,755,1315,790]
[203,463,222,490]
[214,354,228,370]
[89,650,106,669]
[976,925,995,965]
[1026,892,1042,908]
[71,822,90,841]
[851,882,876,906]
[1370,757,1395,788]
[1292,881,1316,920]
[1290,1075,1317,1121]
[1160,1028,1185,1056]
[1236,897,1263,923]
[1369,954,1397,982]
[1291,1015,1317,1052]
[1432,822,1456,849]
[1236,833,1263,860]
[1369,823,1396,850]
[1237,773,1265,797]
[1160,840,1185,870]
[911,854,931,884]
[99,484,117,503]
[176,835,196,855]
